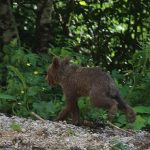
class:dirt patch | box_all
[0,114,150,150]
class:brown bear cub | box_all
[46,56,136,125]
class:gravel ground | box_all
[0,113,150,150]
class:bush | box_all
[0,42,62,118]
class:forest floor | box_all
[0,113,150,150]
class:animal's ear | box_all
[52,56,60,68]
[63,57,70,65]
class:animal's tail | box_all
[114,92,136,123]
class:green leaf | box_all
[10,39,18,47]
[27,86,40,96]
[32,101,58,119]
[10,122,22,132]
[26,53,39,67]
[147,117,150,125]
[130,115,146,130]
[79,1,87,6]
[134,106,150,114]
[61,48,71,57]
[117,115,127,124]
[66,128,76,136]
[0,93,16,100]
[112,142,128,150]
[8,65,27,90]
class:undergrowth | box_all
[0,41,150,130]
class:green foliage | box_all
[0,41,150,131]
[115,106,150,130]
[78,97,107,123]
[134,106,150,114]
[111,142,128,150]
[128,115,147,130]
[126,106,150,130]
[10,122,22,132]
[0,93,16,100]
[0,43,62,118]
[6,0,149,71]
[112,42,150,130]
[0,31,150,131]
[126,42,150,105]
[32,101,63,119]
[8,65,27,90]
[110,138,129,150]
[66,128,76,136]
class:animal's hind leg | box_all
[90,92,118,122]
[107,100,118,122]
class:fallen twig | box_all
[107,121,135,135]
[30,112,45,122]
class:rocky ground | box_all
[0,113,150,150]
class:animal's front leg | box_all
[56,96,78,122]
[71,101,80,125]
[56,105,71,121]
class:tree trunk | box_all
[0,0,19,48]
[33,0,53,52]
[0,0,20,86]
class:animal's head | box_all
[46,56,70,86]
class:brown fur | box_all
[46,57,136,125]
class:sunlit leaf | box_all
[79,1,87,6]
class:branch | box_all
[107,121,135,135]
[30,112,45,122]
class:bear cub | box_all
[46,57,136,125]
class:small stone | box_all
[21,128,26,133]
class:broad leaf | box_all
[0,93,16,100]
[134,106,150,114]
